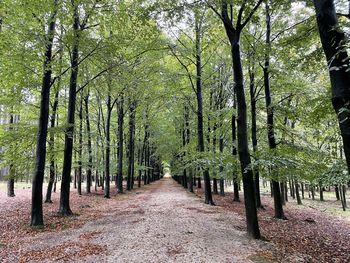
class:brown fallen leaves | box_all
[0,188,121,261]
[18,241,106,263]
[201,189,350,263]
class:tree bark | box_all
[264,2,285,219]
[45,90,59,203]
[7,114,15,198]
[104,91,112,198]
[232,113,239,202]
[58,1,80,216]
[335,185,340,200]
[313,0,350,174]
[195,14,214,205]
[84,92,93,194]
[77,95,83,196]
[127,101,136,191]
[31,0,58,226]
[249,63,262,208]
[7,166,15,197]
[185,105,193,193]
[218,76,225,197]
[116,94,124,193]
[221,1,261,238]
[295,180,302,205]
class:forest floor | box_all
[0,179,349,263]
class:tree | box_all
[313,0,350,174]
[263,1,286,220]
[210,0,263,239]
[31,0,58,226]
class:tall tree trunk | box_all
[218,72,225,197]
[212,122,218,194]
[7,114,15,197]
[31,0,58,226]
[281,182,286,205]
[249,63,262,208]
[77,95,83,196]
[195,14,214,205]
[319,182,324,201]
[104,91,112,198]
[117,94,124,193]
[221,2,261,238]
[138,132,143,188]
[45,90,59,203]
[59,2,80,216]
[232,113,240,202]
[313,0,350,174]
[143,127,148,185]
[7,165,15,197]
[211,89,218,195]
[335,185,340,200]
[296,180,302,205]
[185,105,193,193]
[127,101,136,191]
[46,34,63,202]
[84,92,93,193]
[264,2,285,220]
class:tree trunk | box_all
[296,180,302,205]
[249,62,262,208]
[185,105,193,193]
[232,114,239,202]
[335,185,340,200]
[117,94,124,193]
[84,92,92,194]
[221,2,261,236]
[31,1,58,226]
[291,179,296,199]
[45,90,59,203]
[138,134,143,188]
[264,2,285,220]
[7,114,15,198]
[342,185,347,208]
[319,182,324,201]
[77,95,83,196]
[212,91,218,195]
[7,166,15,197]
[197,176,201,188]
[301,182,305,199]
[127,101,136,191]
[58,2,80,216]
[313,0,350,174]
[340,185,346,211]
[280,182,286,206]
[195,15,213,205]
[104,93,112,198]
[218,81,225,197]
[285,182,289,202]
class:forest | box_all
[1,0,350,262]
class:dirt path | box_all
[3,178,271,263]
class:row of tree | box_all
[1,0,349,239]
[168,0,350,239]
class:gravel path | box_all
[11,178,269,263]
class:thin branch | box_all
[271,16,312,42]
[237,1,247,28]
[240,0,264,29]
[168,45,197,95]
[51,41,102,86]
